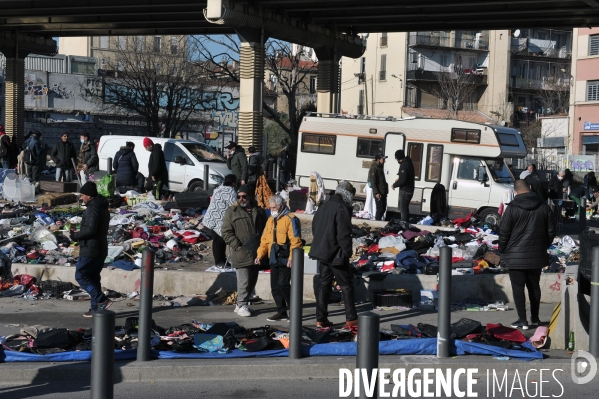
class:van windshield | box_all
[485,159,513,184]
[182,143,226,163]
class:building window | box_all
[380,32,388,47]
[71,61,95,75]
[153,36,161,53]
[310,76,317,94]
[118,36,126,50]
[587,80,599,101]
[590,35,599,56]
[451,128,481,144]
[379,54,387,81]
[136,36,144,52]
[426,144,443,182]
[171,37,179,55]
[356,138,384,158]
[408,143,423,180]
[99,36,108,49]
[358,90,365,115]
[301,134,336,154]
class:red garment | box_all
[452,213,473,226]
[486,323,527,343]
[367,244,379,254]
[451,257,466,263]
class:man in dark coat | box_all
[368,153,389,220]
[51,132,77,182]
[143,137,168,198]
[247,146,263,195]
[309,181,358,328]
[225,141,248,187]
[71,182,112,317]
[524,164,547,201]
[498,179,556,329]
[77,132,99,182]
[113,141,139,188]
[0,124,11,169]
[548,170,568,200]
[24,131,43,182]
[392,149,415,222]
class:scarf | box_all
[77,142,88,171]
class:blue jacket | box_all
[113,147,139,186]
[23,136,43,163]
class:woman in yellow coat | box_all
[254,194,303,322]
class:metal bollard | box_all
[289,248,304,359]
[590,247,599,357]
[580,197,587,233]
[437,246,452,358]
[91,310,115,399]
[272,164,276,181]
[356,312,380,399]
[107,157,113,175]
[203,165,209,191]
[275,164,281,192]
[137,249,155,362]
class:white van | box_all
[295,113,528,225]
[97,136,231,192]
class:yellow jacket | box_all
[257,212,303,261]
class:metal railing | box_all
[409,34,489,50]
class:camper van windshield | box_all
[182,143,226,163]
[485,159,513,183]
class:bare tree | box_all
[432,67,479,119]
[191,35,318,147]
[489,89,513,126]
[82,36,214,137]
[536,73,570,116]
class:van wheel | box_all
[188,181,205,192]
[479,208,501,226]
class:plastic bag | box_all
[378,235,406,251]
[30,226,57,244]
[97,174,116,198]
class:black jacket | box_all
[262,154,275,179]
[548,175,568,199]
[430,183,447,215]
[79,142,99,172]
[393,157,415,189]
[498,192,556,269]
[73,195,110,259]
[0,134,10,160]
[148,144,168,184]
[524,172,547,201]
[113,147,139,186]
[368,162,388,197]
[50,141,77,168]
[227,148,248,183]
[247,152,263,184]
[309,194,353,265]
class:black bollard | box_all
[580,197,587,233]
[91,310,115,399]
[590,247,599,357]
[137,249,155,362]
[272,164,276,181]
[356,312,380,399]
[107,157,113,175]
[203,165,209,191]
[289,248,304,359]
[437,246,452,358]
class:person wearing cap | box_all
[0,124,11,169]
[225,141,248,188]
[221,184,267,317]
[392,149,415,222]
[247,146,263,195]
[71,181,112,317]
[51,132,77,182]
[77,132,99,182]
[309,181,358,328]
[368,153,389,220]
[143,137,168,198]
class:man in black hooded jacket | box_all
[143,137,168,198]
[499,180,556,330]
[392,149,415,222]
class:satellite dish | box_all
[513,29,521,38]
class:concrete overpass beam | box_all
[236,28,265,150]
[315,48,341,114]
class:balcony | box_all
[408,33,489,51]
[511,76,570,90]
[511,37,572,59]
[406,68,487,85]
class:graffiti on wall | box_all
[49,83,73,99]
[81,78,103,98]
[24,74,48,99]
[212,109,239,129]
[198,92,239,111]
[561,155,595,172]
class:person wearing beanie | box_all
[309,180,358,328]
[144,137,168,198]
[392,149,415,222]
[71,182,112,317]
[50,132,77,182]
[77,132,99,182]
[221,184,267,317]
[225,141,248,188]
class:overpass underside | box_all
[1,0,599,146]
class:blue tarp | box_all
[2,339,542,362]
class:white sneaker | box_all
[234,304,240,313]
[237,305,252,317]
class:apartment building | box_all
[569,28,599,155]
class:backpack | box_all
[0,137,8,158]
[23,140,35,165]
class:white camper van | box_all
[97,136,230,192]
[295,113,527,224]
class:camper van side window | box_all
[425,145,443,182]
[356,138,384,158]
[301,134,336,155]
[497,133,519,146]
[408,143,423,180]
[451,128,481,144]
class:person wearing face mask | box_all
[221,185,267,317]
[548,170,569,200]
[254,195,303,322]
[309,181,358,328]
[77,132,99,182]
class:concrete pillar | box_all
[315,48,341,114]
[4,57,25,144]
[236,28,265,150]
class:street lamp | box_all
[391,74,403,88]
